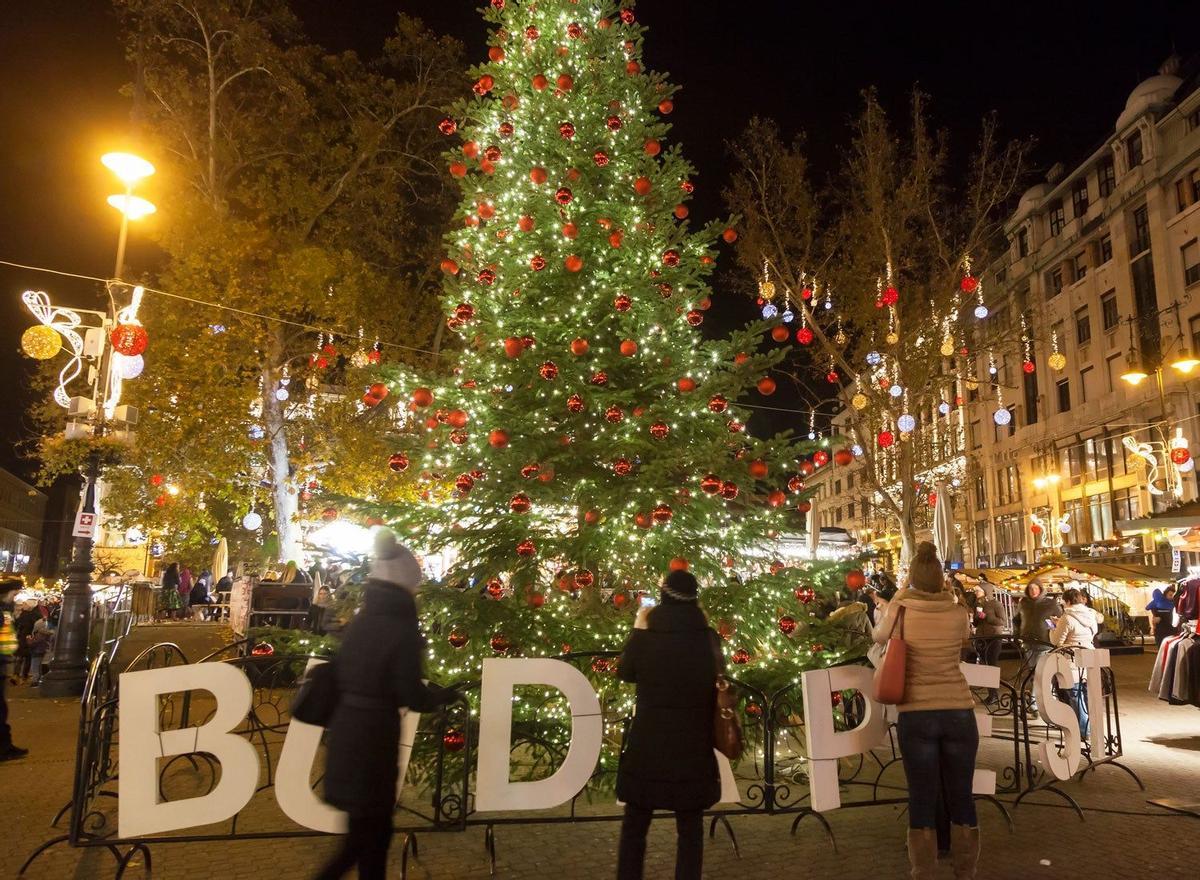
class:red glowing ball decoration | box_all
[488,429,510,448]
[845,569,867,590]
[411,387,433,408]
[833,448,854,467]
[757,376,777,395]
[778,616,797,636]
[110,323,149,356]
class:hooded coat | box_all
[616,599,723,811]
[974,585,1007,638]
[1053,604,1101,650]
[872,588,973,713]
[323,581,449,816]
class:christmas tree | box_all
[336,0,868,753]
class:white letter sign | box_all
[801,664,886,812]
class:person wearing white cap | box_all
[315,529,454,879]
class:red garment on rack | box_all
[1176,579,1200,622]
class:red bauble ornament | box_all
[530,166,549,184]
[510,493,532,514]
[570,338,590,356]
[701,474,721,494]
[490,633,511,653]
[574,569,595,589]
[1171,447,1191,465]
[442,728,466,752]
[771,326,790,343]
[473,74,494,95]
[503,337,523,358]
[440,259,460,275]
[554,187,574,206]
[881,285,899,306]
[489,429,510,448]
[674,204,690,220]
[788,475,805,492]
[367,382,389,402]
[812,450,830,467]
[531,73,548,91]
[794,586,816,604]
[686,309,704,326]
[149,473,164,487]
[387,452,410,473]
[768,489,786,507]
[612,592,629,610]
[826,370,840,383]
[708,395,728,413]
[778,616,797,636]
[798,461,814,477]
[634,177,652,196]
[757,376,777,395]
[658,99,674,115]
[567,22,583,38]
[620,339,638,357]
[411,387,433,408]
[564,254,584,272]
[669,557,690,572]
[1023,360,1035,374]
[477,268,496,285]
[449,429,468,445]
[748,460,768,479]
[614,294,632,312]
[722,227,738,243]
[927,492,938,507]
[567,394,585,413]
[635,511,652,529]
[833,448,854,467]
[960,275,979,293]
[796,327,814,345]
[650,421,670,440]
[539,361,558,380]
[613,457,633,476]
[845,569,867,590]
[448,629,469,649]
[878,431,895,448]
[110,323,148,356]
[562,222,578,239]
[662,248,680,267]
[438,116,457,135]
[453,302,475,323]
[515,540,536,558]
[321,507,338,522]
[455,474,475,494]
[530,254,547,271]
[797,500,812,514]
[559,121,576,139]
[1030,523,1043,535]
[449,161,467,178]
[518,215,535,232]
[447,409,468,428]
[524,24,539,39]
[652,503,673,524]
[556,73,574,91]
[607,114,623,130]
[590,370,609,386]
[521,464,541,480]
[720,480,739,500]
[605,405,624,423]
[584,509,599,524]
[731,648,751,665]
[677,377,696,392]
[498,121,514,138]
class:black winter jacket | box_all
[323,581,450,816]
[616,599,724,811]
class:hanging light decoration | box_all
[758,259,776,300]
[1048,327,1067,371]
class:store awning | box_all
[1019,561,1175,585]
[957,568,1029,586]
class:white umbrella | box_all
[932,480,957,563]
[211,537,229,581]
[311,569,324,603]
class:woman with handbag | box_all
[872,542,979,880]
[616,569,724,880]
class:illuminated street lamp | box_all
[101,151,155,185]
[103,151,155,280]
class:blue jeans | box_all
[1062,681,1090,739]
[897,709,979,829]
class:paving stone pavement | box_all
[4,625,1199,879]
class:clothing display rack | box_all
[1149,621,1200,708]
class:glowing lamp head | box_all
[107,193,157,220]
[102,152,155,185]
[1171,352,1200,374]
[1120,368,1149,386]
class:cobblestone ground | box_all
[4,624,1198,879]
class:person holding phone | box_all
[615,569,723,880]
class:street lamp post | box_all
[36,153,154,698]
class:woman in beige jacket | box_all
[873,542,978,880]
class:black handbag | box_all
[291,660,339,726]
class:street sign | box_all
[72,512,97,539]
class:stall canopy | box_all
[1018,561,1175,585]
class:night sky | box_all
[0,0,1194,481]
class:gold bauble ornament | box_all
[21,325,61,360]
[965,378,979,392]
[758,280,776,300]
[939,338,955,357]
[851,392,868,411]
[350,349,370,369]
[834,330,848,346]
[885,331,899,345]
[1047,352,1067,371]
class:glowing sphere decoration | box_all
[1048,352,1067,371]
[878,431,895,448]
[1022,360,1035,374]
[1058,520,1072,534]
[762,303,778,319]
[974,304,989,319]
[110,323,149,356]
[812,450,830,467]
[242,511,263,531]
[781,309,794,323]
[833,448,854,466]
[796,327,814,345]
[993,407,1012,426]
[897,414,916,433]
[117,353,145,379]
[851,392,868,411]
[889,384,903,398]
[1171,447,1191,465]
[21,325,61,360]
[1030,523,1043,535]
[938,401,951,415]
[851,444,864,457]
[866,351,882,366]
[845,569,866,590]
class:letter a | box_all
[119,664,260,837]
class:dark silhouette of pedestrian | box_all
[1,579,29,760]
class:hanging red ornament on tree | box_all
[812,450,830,467]
[520,463,540,479]
[1023,360,1035,374]
[613,457,633,476]
[570,338,590,356]
[614,293,632,312]
[708,395,728,413]
[509,493,532,514]
[442,728,466,752]
[658,99,674,115]
[701,473,721,494]
[1172,447,1191,465]
[834,448,854,466]
[515,540,536,557]
[845,569,867,590]
[558,121,576,139]
[607,114,623,130]
[768,489,787,507]
[110,323,149,356]
[757,377,777,395]
[652,503,673,524]
[477,268,496,285]
[720,480,739,500]
[722,227,738,243]
[881,285,899,305]
[450,429,468,445]
[503,337,523,358]
[635,511,652,529]
[960,275,979,293]
[489,429,510,448]
[411,387,433,408]
[795,586,816,604]
[438,116,457,135]
[539,361,559,380]
[473,74,494,95]
[440,258,460,275]
[388,453,410,472]
[878,430,895,448]
[490,633,511,653]
[677,377,696,392]
[455,474,475,495]
[796,327,814,345]
[574,569,595,589]
[649,421,670,440]
[778,616,797,636]
[748,460,768,479]
[605,404,625,423]
[564,255,584,272]
[788,475,805,492]
[731,648,751,665]
[634,176,652,195]
[448,629,469,649]
[685,309,704,326]
[567,394,585,413]
[797,500,812,514]
[662,248,680,267]
[771,326,790,343]
[530,254,547,271]
[591,370,609,386]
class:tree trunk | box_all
[263,328,302,563]
[898,514,918,570]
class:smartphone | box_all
[1046,619,1056,628]
[640,595,657,608]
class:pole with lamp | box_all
[27,153,155,697]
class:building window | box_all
[995,466,1021,507]
[1075,306,1091,344]
[1056,378,1071,413]
[1023,366,1039,426]
[1176,168,1200,212]
[974,475,987,509]
[1048,199,1066,236]
[1016,227,1029,258]
[1131,204,1151,256]
[974,520,991,561]
[847,502,855,520]
[995,513,1024,556]
[1126,130,1144,169]
[1106,353,1125,392]
[1047,267,1064,299]
[1112,487,1140,523]
[1073,252,1088,281]
[1184,239,1200,287]
[1101,290,1119,330]
[1080,366,1096,402]
[970,420,981,449]
[1098,157,1116,197]
[1072,178,1089,217]
[995,266,1007,285]
[846,473,854,489]
[1098,233,1113,264]
[1089,494,1114,541]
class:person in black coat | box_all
[315,529,454,880]
[616,569,723,880]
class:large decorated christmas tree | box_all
[342,0,867,701]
